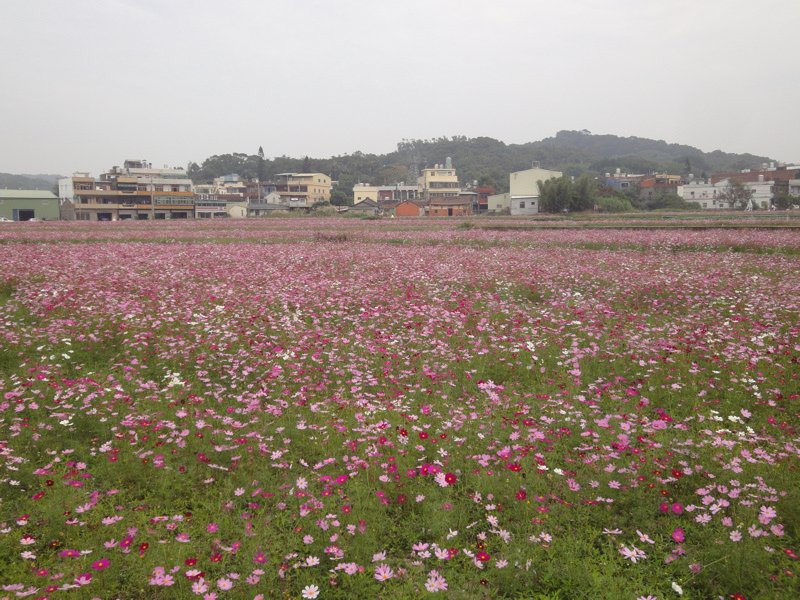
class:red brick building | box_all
[395,200,423,217]
[428,196,472,217]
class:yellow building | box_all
[275,173,331,208]
[353,183,379,204]
[418,158,460,202]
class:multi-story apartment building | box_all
[59,160,195,220]
[679,178,772,209]
[274,173,331,208]
[418,158,460,202]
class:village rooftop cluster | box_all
[1,158,800,222]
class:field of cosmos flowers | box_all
[0,218,798,599]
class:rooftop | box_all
[0,189,58,199]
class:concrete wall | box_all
[488,193,510,212]
[510,196,539,215]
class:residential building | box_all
[275,173,331,208]
[347,198,379,215]
[60,160,195,220]
[418,158,460,202]
[678,177,772,209]
[639,173,682,201]
[605,169,644,193]
[710,164,800,185]
[428,196,473,217]
[353,183,421,205]
[677,180,725,209]
[353,183,379,204]
[245,181,277,203]
[194,194,248,218]
[193,174,248,218]
[509,165,562,215]
[772,179,800,199]
[377,184,419,203]
[248,197,290,217]
[0,190,60,221]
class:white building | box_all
[678,177,772,209]
[509,165,562,215]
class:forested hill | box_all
[188,131,775,195]
[0,173,61,191]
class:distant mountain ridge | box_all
[0,173,61,191]
[187,131,777,195]
[1,132,776,196]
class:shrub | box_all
[595,196,635,213]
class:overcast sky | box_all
[1,0,798,176]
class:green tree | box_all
[257,146,266,183]
[330,188,351,206]
[571,174,595,211]
[772,192,796,210]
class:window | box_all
[519,201,525,208]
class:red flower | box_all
[476,551,491,562]
[515,489,527,501]
[444,473,457,485]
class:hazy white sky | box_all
[2,0,798,176]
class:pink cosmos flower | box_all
[301,584,320,599]
[425,570,448,592]
[374,563,394,581]
[91,558,110,570]
[216,577,233,591]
